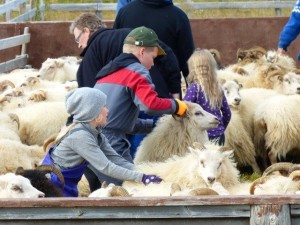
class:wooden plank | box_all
[0,33,30,51]
[48,3,116,11]
[250,205,291,225]
[0,55,28,73]
[189,1,295,9]
[0,0,27,14]
[0,205,249,219]
[46,1,295,12]
[0,196,298,224]
[0,195,300,208]
[9,8,36,22]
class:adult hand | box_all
[277,48,287,55]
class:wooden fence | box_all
[0,26,30,73]
[0,195,299,224]
[0,0,296,22]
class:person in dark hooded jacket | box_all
[113,0,195,78]
[93,26,188,186]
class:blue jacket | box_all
[278,0,300,60]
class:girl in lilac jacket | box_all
[183,49,231,146]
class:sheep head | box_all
[190,144,234,187]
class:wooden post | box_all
[275,0,281,16]
[21,27,29,55]
[250,204,291,225]
[5,0,11,21]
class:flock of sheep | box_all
[0,47,300,198]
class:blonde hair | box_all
[187,49,223,109]
[123,43,155,54]
[54,123,77,144]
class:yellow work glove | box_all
[175,99,188,116]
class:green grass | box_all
[0,0,293,22]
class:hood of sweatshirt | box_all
[140,0,173,7]
[95,53,140,80]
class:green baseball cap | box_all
[124,26,166,56]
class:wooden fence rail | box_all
[0,195,299,225]
[0,26,30,73]
[0,0,297,22]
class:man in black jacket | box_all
[70,13,181,98]
[113,0,195,78]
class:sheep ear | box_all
[192,142,206,150]
[219,78,226,85]
[188,146,198,155]
[55,60,65,68]
[222,150,234,159]
[15,167,25,175]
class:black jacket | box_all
[77,27,181,98]
[114,0,195,77]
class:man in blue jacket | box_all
[277,0,300,60]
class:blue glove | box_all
[142,174,163,185]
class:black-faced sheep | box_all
[0,173,45,198]
[124,143,241,196]
[15,165,64,197]
[134,102,219,163]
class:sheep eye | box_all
[217,162,222,169]
[12,185,23,193]
[200,160,205,167]
[195,111,204,116]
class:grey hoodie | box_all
[51,122,143,182]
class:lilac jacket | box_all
[183,83,231,137]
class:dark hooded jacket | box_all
[113,0,195,77]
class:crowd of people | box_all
[41,0,300,197]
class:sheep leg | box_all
[211,182,229,195]
[251,161,261,174]
[268,151,278,165]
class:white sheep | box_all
[0,112,20,142]
[124,143,241,196]
[8,101,69,146]
[0,173,45,198]
[134,102,219,163]
[218,63,300,92]
[0,139,45,174]
[264,49,296,69]
[0,68,39,86]
[220,80,260,173]
[250,163,300,195]
[253,95,300,167]
[37,57,80,83]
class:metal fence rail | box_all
[0,0,297,22]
